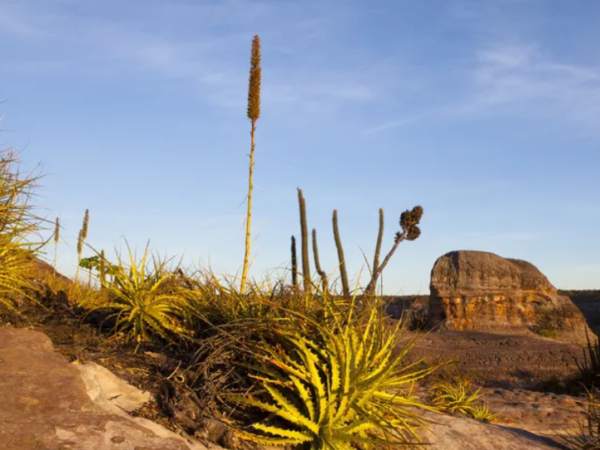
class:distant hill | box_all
[559,289,600,302]
[559,290,600,335]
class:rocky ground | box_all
[406,330,584,389]
[0,326,572,450]
[0,262,597,449]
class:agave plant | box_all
[80,240,193,345]
[224,298,443,449]
[426,376,483,417]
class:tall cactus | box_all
[312,229,328,294]
[297,188,311,294]
[291,236,298,288]
[365,208,384,296]
[332,210,350,299]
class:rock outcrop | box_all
[428,250,592,344]
[0,327,214,450]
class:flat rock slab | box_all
[0,327,209,450]
[483,388,585,438]
[412,385,584,443]
[419,410,569,450]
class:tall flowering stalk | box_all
[240,35,261,294]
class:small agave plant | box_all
[225,299,442,450]
[80,240,193,346]
[469,402,498,424]
[426,376,483,417]
[426,376,498,423]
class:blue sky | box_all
[1,0,599,295]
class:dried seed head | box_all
[82,209,90,240]
[411,205,424,222]
[77,229,83,255]
[399,210,412,230]
[400,205,424,230]
[54,217,60,244]
[406,225,421,241]
[247,35,262,121]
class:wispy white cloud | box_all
[0,0,394,117]
[454,43,600,132]
[473,44,599,105]
[5,1,599,137]
[364,41,600,135]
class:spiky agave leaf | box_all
[469,402,498,423]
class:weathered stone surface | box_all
[482,388,585,438]
[417,410,568,450]
[0,327,212,450]
[76,361,151,414]
[413,384,585,440]
[428,250,591,344]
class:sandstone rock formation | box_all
[428,250,592,344]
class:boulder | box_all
[428,250,592,344]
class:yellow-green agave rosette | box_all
[227,303,441,449]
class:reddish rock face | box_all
[0,328,200,450]
[428,250,592,344]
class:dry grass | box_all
[0,146,48,315]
